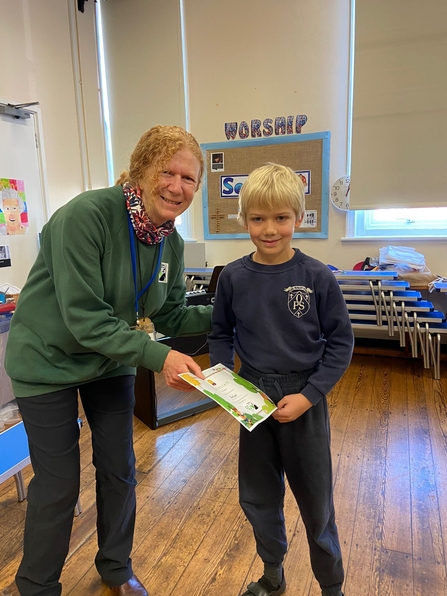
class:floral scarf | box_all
[123,182,175,245]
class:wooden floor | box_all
[1,353,447,595]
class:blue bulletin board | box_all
[201,132,330,240]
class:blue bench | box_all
[0,420,82,514]
[0,421,30,501]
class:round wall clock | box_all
[330,176,350,211]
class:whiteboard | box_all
[0,104,49,290]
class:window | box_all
[347,0,447,239]
[95,0,195,239]
[95,1,114,187]
[347,208,447,239]
[174,209,194,241]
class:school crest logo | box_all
[284,286,313,318]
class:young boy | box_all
[208,163,354,596]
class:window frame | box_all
[346,0,447,240]
[346,208,447,240]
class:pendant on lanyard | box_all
[128,215,165,334]
[135,316,154,333]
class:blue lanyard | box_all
[128,215,164,320]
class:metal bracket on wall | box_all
[0,103,39,120]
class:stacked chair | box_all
[334,271,447,379]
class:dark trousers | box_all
[238,363,344,591]
[15,375,137,596]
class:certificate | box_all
[179,364,277,431]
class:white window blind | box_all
[350,0,447,210]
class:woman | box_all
[5,125,212,596]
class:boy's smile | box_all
[245,206,303,265]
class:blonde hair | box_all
[238,163,305,226]
[115,125,204,188]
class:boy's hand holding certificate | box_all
[179,364,277,431]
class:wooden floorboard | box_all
[1,354,447,595]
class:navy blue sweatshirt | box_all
[208,249,354,405]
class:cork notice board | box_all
[201,132,330,239]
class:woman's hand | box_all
[272,392,313,423]
[162,349,205,391]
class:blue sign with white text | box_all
[220,175,248,198]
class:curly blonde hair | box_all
[115,125,204,188]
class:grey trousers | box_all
[238,363,344,591]
[15,375,137,596]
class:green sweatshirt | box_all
[5,186,212,397]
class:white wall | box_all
[1,0,446,277]
[183,0,447,275]
[0,0,107,215]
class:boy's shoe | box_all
[241,570,286,596]
[321,590,344,596]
